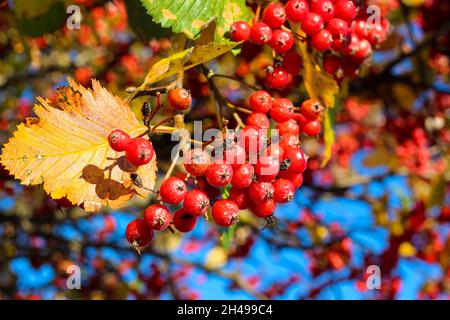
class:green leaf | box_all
[321,108,335,167]
[137,41,239,89]
[124,0,173,39]
[15,1,66,37]
[14,0,61,18]
[220,224,237,251]
[139,0,252,42]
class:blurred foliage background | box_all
[0,0,449,299]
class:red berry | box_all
[265,143,285,162]
[311,29,333,51]
[248,181,274,203]
[327,18,349,39]
[205,161,233,187]
[334,0,356,22]
[126,219,153,248]
[223,143,246,168]
[173,209,197,233]
[248,90,273,113]
[311,0,335,22]
[246,112,270,129]
[229,21,251,42]
[282,147,307,173]
[283,51,303,74]
[239,125,267,156]
[278,170,304,188]
[331,34,351,51]
[303,120,322,136]
[293,113,307,126]
[280,133,300,150]
[273,179,296,203]
[197,177,221,200]
[231,163,254,189]
[144,204,172,231]
[250,198,276,218]
[270,98,294,122]
[353,38,372,61]
[254,156,280,182]
[269,29,294,54]
[285,0,309,23]
[229,187,251,209]
[277,119,300,135]
[250,22,273,44]
[183,189,210,216]
[212,200,240,227]
[300,99,324,120]
[108,129,131,152]
[301,12,324,36]
[183,148,210,177]
[366,23,387,46]
[159,177,187,205]
[353,19,368,39]
[125,137,154,166]
[263,2,287,29]
[168,88,192,110]
[323,54,341,75]
[265,66,290,90]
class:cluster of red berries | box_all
[229,0,389,85]
[248,90,324,136]
[108,130,154,166]
[123,90,328,251]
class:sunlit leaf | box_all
[296,37,339,109]
[401,0,425,7]
[138,41,239,89]
[0,79,157,212]
[140,0,252,42]
[321,109,335,167]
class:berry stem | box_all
[226,102,252,114]
[281,25,306,41]
[254,4,261,24]
[151,116,173,132]
[232,112,245,128]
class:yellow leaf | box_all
[399,242,417,257]
[205,246,228,270]
[296,36,339,108]
[426,175,445,209]
[321,110,335,167]
[0,79,157,212]
[401,0,425,7]
[138,41,239,90]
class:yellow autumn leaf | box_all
[297,39,339,108]
[292,25,339,167]
[321,110,335,167]
[0,78,157,212]
[205,246,228,270]
[137,41,239,90]
[401,0,425,7]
